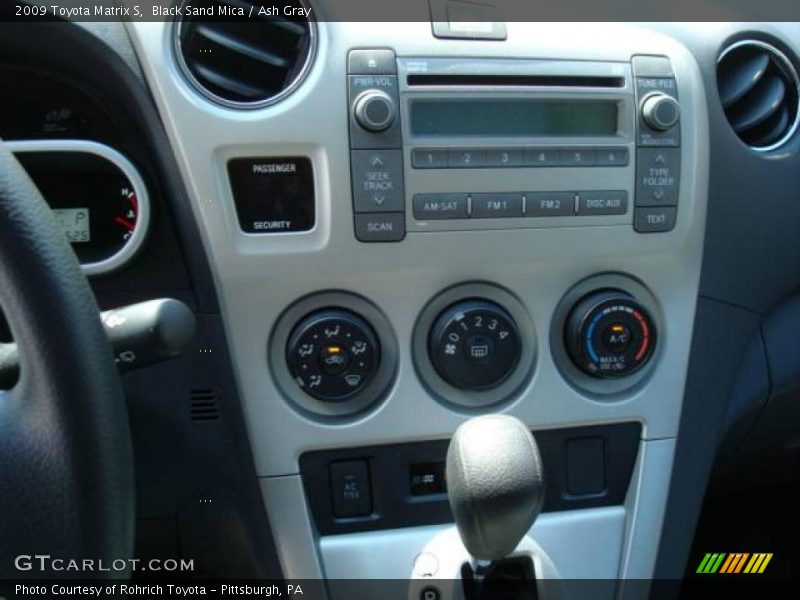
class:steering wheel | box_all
[0,141,134,577]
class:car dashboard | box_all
[2,11,800,594]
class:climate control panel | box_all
[273,281,660,417]
[428,300,522,391]
[564,290,657,379]
[286,309,381,401]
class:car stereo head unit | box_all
[345,51,682,242]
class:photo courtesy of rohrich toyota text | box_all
[0,0,799,599]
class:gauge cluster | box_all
[8,140,150,276]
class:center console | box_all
[347,53,681,243]
[128,19,709,596]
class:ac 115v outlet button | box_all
[330,460,372,518]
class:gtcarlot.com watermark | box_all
[14,554,194,573]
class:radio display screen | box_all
[410,99,618,137]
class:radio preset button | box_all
[413,194,469,220]
[354,212,406,242]
[635,148,680,207]
[634,206,677,233]
[471,193,523,218]
[448,149,485,168]
[578,191,628,216]
[485,148,523,167]
[595,148,630,166]
[559,148,596,167]
[523,148,561,167]
[412,149,448,169]
[525,192,576,217]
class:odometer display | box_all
[52,208,90,243]
[11,142,150,275]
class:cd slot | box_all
[406,74,626,88]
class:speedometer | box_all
[8,140,150,276]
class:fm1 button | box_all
[330,460,372,518]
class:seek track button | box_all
[351,149,405,212]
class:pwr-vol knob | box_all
[353,89,397,132]
[429,300,521,390]
[565,291,656,378]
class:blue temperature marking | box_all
[585,312,604,363]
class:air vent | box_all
[175,0,315,109]
[190,389,220,421]
[717,40,800,151]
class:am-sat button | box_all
[413,194,469,219]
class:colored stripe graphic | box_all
[699,552,773,574]
[719,554,736,573]
[696,554,712,573]
[697,553,727,573]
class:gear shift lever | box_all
[446,415,545,562]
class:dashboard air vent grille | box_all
[717,40,800,151]
[175,0,315,108]
[190,389,220,421]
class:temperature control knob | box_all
[287,309,380,402]
[429,300,521,390]
[565,291,656,378]
[641,93,680,131]
[353,90,397,132]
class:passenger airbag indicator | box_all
[228,157,315,233]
